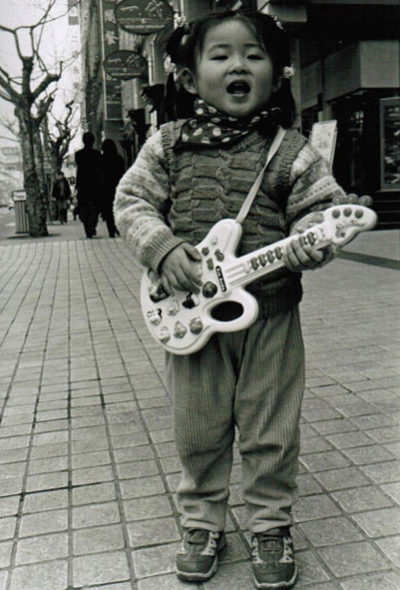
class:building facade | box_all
[78,0,400,227]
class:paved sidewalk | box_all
[0,220,399,590]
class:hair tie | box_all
[174,13,190,32]
[282,66,295,79]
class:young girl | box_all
[114,10,348,589]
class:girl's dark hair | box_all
[165,10,296,128]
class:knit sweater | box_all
[114,122,345,317]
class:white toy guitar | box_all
[140,204,377,355]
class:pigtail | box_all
[268,79,297,129]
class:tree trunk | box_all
[18,112,48,236]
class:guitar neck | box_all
[224,224,330,289]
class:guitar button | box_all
[332,209,341,218]
[174,321,187,339]
[147,309,162,325]
[214,249,224,261]
[355,209,364,218]
[159,326,171,343]
[258,253,267,266]
[267,251,275,263]
[344,207,352,216]
[202,281,218,298]
[274,247,283,259]
[206,258,214,270]
[201,247,210,256]
[251,257,259,270]
[189,317,203,334]
[167,299,180,315]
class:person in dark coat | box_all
[52,171,71,224]
[100,139,125,237]
[75,132,102,238]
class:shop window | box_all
[301,106,319,139]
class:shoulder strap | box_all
[235,126,286,225]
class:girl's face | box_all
[184,19,275,118]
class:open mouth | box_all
[227,81,250,95]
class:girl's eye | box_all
[248,54,264,60]
[211,55,228,60]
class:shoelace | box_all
[186,529,209,545]
[252,533,293,565]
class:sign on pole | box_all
[115,0,174,35]
[104,50,148,81]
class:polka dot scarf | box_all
[175,98,271,150]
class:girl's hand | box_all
[284,211,335,272]
[160,243,203,294]
[284,237,334,272]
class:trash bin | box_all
[12,190,30,234]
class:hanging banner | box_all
[104,50,148,81]
[100,0,122,121]
[115,0,174,35]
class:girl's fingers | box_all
[284,238,324,271]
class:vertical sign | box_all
[100,0,122,121]
[309,120,338,171]
[380,97,400,190]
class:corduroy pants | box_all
[165,306,305,534]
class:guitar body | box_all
[140,205,377,355]
[140,219,260,355]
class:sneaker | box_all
[251,527,297,589]
[176,528,226,582]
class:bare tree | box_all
[42,99,77,178]
[0,0,64,236]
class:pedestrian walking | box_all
[51,171,71,224]
[100,139,124,237]
[75,132,102,238]
[114,10,369,589]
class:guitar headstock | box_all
[323,205,377,246]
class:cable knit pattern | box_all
[114,123,345,318]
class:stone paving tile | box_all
[22,490,69,513]
[351,507,400,537]
[127,516,180,548]
[73,523,125,555]
[293,494,341,522]
[0,496,19,518]
[332,486,393,513]
[25,470,68,492]
[19,509,68,538]
[72,464,114,486]
[299,516,364,546]
[314,466,370,491]
[360,460,400,484]
[72,550,130,586]
[72,501,120,528]
[375,535,400,568]
[15,532,68,564]
[137,573,199,589]
[339,571,400,590]
[132,541,177,578]
[300,450,350,472]
[117,459,160,480]
[0,516,17,540]
[317,541,389,577]
[119,475,166,499]
[124,495,173,521]
[9,559,69,590]
[89,584,132,590]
